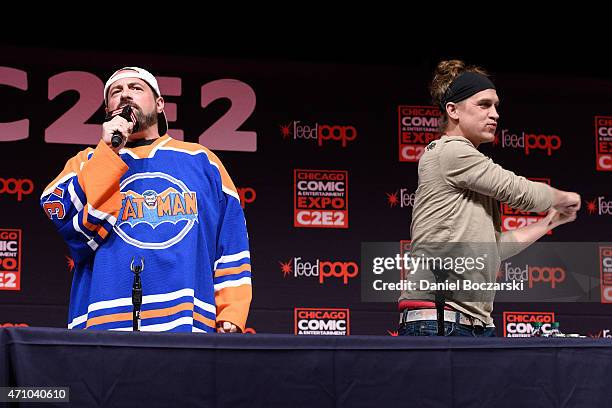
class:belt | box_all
[399,308,490,327]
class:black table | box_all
[1,327,611,407]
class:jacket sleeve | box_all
[495,230,531,261]
[440,141,553,212]
[207,151,252,332]
[40,141,128,264]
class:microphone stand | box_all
[131,256,144,331]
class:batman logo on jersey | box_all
[115,172,199,249]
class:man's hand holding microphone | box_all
[102,106,139,154]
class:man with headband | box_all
[40,67,252,334]
[398,60,580,337]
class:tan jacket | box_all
[400,135,553,325]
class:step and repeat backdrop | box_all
[0,47,610,337]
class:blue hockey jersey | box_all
[41,135,252,332]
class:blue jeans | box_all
[399,320,496,337]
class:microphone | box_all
[130,256,144,332]
[104,105,140,148]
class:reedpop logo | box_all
[280,120,357,147]
[586,196,612,215]
[237,187,256,209]
[493,129,562,156]
[499,261,566,289]
[386,188,416,208]
[0,178,34,201]
[590,329,612,338]
[280,257,359,284]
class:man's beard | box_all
[119,99,159,136]
[135,109,158,132]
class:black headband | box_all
[440,71,495,110]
